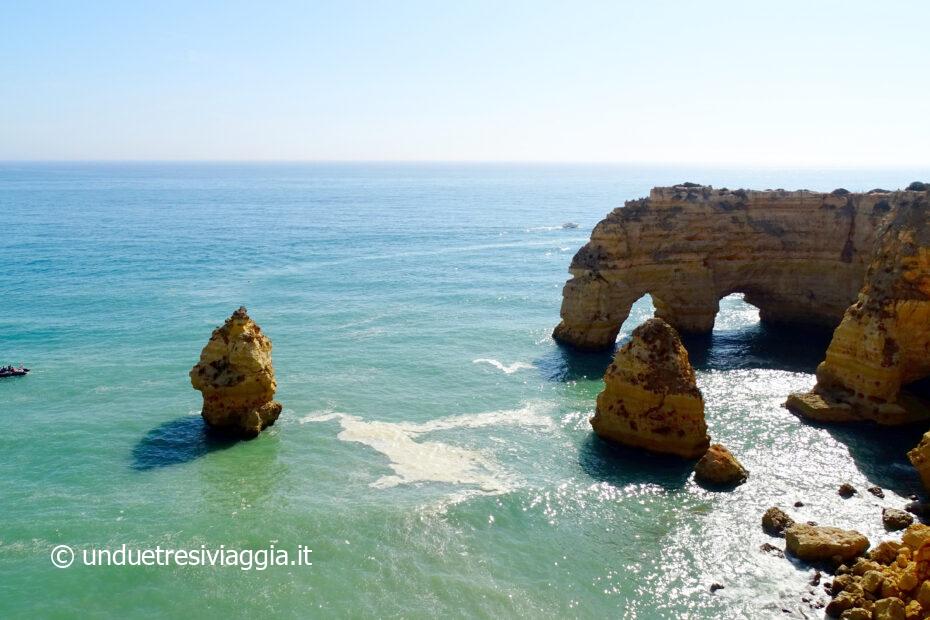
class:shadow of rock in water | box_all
[579,434,694,491]
[682,322,834,374]
[539,321,835,385]
[811,421,926,497]
[535,341,616,383]
[131,416,238,471]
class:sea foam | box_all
[300,403,554,493]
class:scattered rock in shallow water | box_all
[694,443,747,487]
[763,507,795,537]
[709,583,724,593]
[590,318,709,458]
[785,523,869,563]
[868,486,886,499]
[839,483,858,498]
[883,508,915,531]
[795,501,805,507]
[760,542,785,557]
[190,307,283,439]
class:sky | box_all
[1,1,929,165]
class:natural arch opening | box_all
[712,293,761,332]
[616,293,658,344]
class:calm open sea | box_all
[2,163,929,618]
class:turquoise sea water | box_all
[2,163,930,619]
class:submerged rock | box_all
[785,523,869,563]
[190,307,282,438]
[694,443,748,487]
[590,318,709,459]
[869,486,886,499]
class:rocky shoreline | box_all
[557,182,930,618]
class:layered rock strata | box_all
[787,191,930,425]
[554,184,908,350]
[591,318,709,458]
[190,307,282,438]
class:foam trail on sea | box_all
[300,402,555,493]
[472,358,534,374]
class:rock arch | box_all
[553,185,898,350]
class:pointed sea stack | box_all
[591,318,709,458]
[190,307,282,438]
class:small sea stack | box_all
[190,307,282,439]
[694,443,748,487]
[591,318,709,458]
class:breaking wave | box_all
[472,358,534,374]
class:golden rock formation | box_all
[190,307,282,438]
[591,318,709,458]
[823,524,930,619]
[694,443,748,486]
[785,522,869,563]
[787,192,930,425]
[554,184,899,350]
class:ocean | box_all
[2,162,929,618]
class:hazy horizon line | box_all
[3,159,930,170]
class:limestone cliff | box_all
[591,318,709,458]
[190,307,282,438]
[554,184,902,350]
[787,192,930,425]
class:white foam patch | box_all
[300,403,554,493]
[472,358,534,374]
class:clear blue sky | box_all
[2,1,928,164]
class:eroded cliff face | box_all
[554,184,900,350]
[190,307,282,438]
[591,318,709,458]
[787,193,930,425]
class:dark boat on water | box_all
[0,366,29,378]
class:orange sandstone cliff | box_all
[787,191,930,425]
[553,184,899,350]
